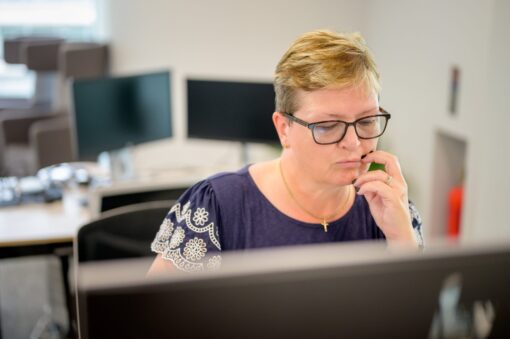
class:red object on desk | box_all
[447,186,463,237]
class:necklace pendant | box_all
[321,219,329,232]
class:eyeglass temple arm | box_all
[380,107,389,115]
[282,112,311,127]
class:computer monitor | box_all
[76,240,510,339]
[71,71,172,161]
[186,79,278,144]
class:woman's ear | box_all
[272,112,290,148]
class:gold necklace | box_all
[278,159,352,232]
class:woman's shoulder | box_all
[166,165,255,213]
[180,165,251,198]
[207,165,251,184]
[206,165,255,196]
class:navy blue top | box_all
[152,166,423,272]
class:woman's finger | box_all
[356,180,395,200]
[354,169,401,189]
[361,150,403,181]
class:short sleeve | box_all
[151,180,222,272]
[409,200,424,247]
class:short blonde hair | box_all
[274,30,380,113]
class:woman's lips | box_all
[336,150,374,168]
[336,160,361,168]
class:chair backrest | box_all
[76,200,173,263]
[3,36,64,65]
[23,39,65,71]
[30,114,74,168]
[59,42,108,79]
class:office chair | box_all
[76,200,174,263]
[0,41,109,176]
[54,200,172,338]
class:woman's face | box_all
[285,85,380,186]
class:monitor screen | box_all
[187,79,278,144]
[72,71,172,160]
[77,241,510,339]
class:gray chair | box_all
[54,42,108,112]
[59,200,171,338]
[59,42,108,79]
[2,37,65,110]
[76,200,173,263]
[0,112,72,176]
[0,41,109,176]
[1,37,67,175]
[4,36,63,65]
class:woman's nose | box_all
[339,125,360,149]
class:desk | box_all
[0,200,90,255]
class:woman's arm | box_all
[147,253,175,276]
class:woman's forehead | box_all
[295,86,379,118]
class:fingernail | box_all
[352,179,360,193]
[361,150,374,160]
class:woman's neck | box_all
[277,157,352,218]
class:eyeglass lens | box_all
[312,115,387,144]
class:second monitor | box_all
[72,70,172,161]
[187,79,278,144]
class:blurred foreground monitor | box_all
[77,240,510,339]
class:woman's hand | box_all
[353,150,418,247]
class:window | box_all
[0,0,102,98]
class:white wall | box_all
[104,0,365,136]
[103,0,510,241]
[102,0,368,172]
[363,0,510,241]
[467,0,510,242]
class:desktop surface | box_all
[77,240,510,339]
[0,199,89,248]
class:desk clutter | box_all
[0,162,108,207]
[0,176,61,206]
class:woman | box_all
[149,30,423,273]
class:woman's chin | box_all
[331,170,360,186]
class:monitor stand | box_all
[98,146,136,182]
[240,142,249,165]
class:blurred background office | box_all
[0,0,509,338]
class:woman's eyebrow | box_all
[320,107,379,120]
[355,107,380,117]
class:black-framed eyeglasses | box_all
[281,108,391,145]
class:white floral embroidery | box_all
[414,228,424,247]
[207,255,222,270]
[193,207,209,226]
[409,202,423,225]
[151,216,175,253]
[151,240,166,254]
[151,201,222,267]
[163,248,204,272]
[181,201,191,216]
[171,202,221,250]
[183,237,207,261]
[156,218,174,242]
[169,226,185,249]
[408,201,424,246]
